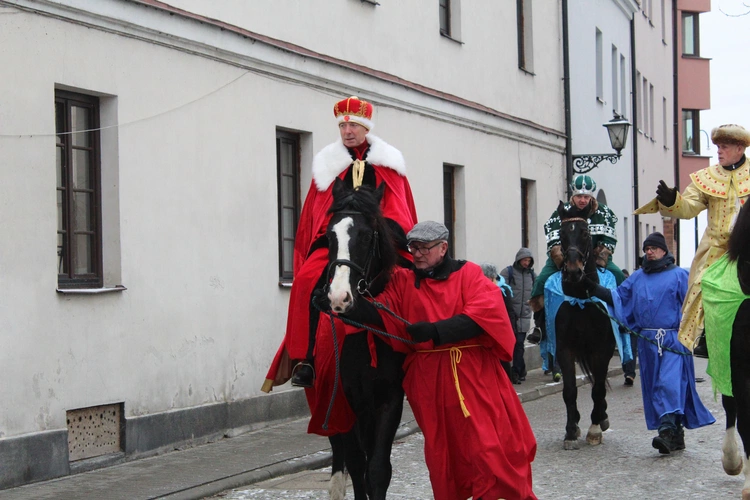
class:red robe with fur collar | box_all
[262,134,417,436]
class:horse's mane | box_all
[728,201,750,294]
[328,184,383,218]
[728,202,750,263]
[328,183,398,291]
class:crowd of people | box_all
[262,95,746,498]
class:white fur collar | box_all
[312,134,406,191]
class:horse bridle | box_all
[560,217,591,274]
[325,210,381,295]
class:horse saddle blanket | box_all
[542,268,633,364]
[702,253,750,397]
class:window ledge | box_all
[596,97,606,105]
[278,281,293,288]
[439,31,464,45]
[519,67,536,76]
[359,0,379,5]
[57,285,127,295]
[681,54,710,61]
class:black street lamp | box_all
[572,113,632,173]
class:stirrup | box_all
[290,362,315,387]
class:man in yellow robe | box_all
[634,124,750,355]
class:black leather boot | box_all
[693,333,708,358]
[652,429,682,454]
[291,362,315,388]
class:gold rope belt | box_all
[417,344,482,418]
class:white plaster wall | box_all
[633,4,676,244]
[152,0,565,132]
[568,0,642,271]
[0,0,565,439]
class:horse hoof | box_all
[329,471,346,500]
[600,418,610,432]
[722,458,743,476]
[586,432,603,446]
[564,439,580,450]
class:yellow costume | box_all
[635,161,750,349]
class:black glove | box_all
[340,298,384,328]
[311,288,331,311]
[581,275,613,306]
[656,180,677,207]
[406,322,439,343]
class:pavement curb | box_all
[169,366,624,499]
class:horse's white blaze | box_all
[329,470,346,500]
[329,217,354,312]
[722,426,743,476]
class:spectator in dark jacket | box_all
[499,248,536,383]
[481,262,519,383]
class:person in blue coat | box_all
[586,232,715,454]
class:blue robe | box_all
[542,269,632,369]
[611,266,715,430]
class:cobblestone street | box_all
[213,358,744,499]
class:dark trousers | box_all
[512,330,526,377]
[622,331,637,379]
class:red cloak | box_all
[262,135,417,437]
[377,261,537,500]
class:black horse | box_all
[553,200,616,450]
[320,178,406,500]
[704,200,750,499]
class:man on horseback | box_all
[585,232,715,454]
[529,174,625,377]
[636,124,750,358]
[261,97,417,426]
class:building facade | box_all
[675,0,712,262]
[567,0,641,271]
[0,0,566,488]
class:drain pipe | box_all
[630,17,640,270]
[671,0,681,266]
[562,0,573,197]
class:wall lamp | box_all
[572,113,632,173]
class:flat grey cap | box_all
[407,221,449,243]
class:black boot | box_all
[693,333,708,358]
[652,429,681,454]
[291,361,315,388]
[526,326,542,345]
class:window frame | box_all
[56,90,103,289]
[682,109,700,154]
[682,12,699,56]
[276,129,301,284]
[516,0,534,73]
[595,28,604,102]
[439,0,451,37]
[442,165,456,259]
